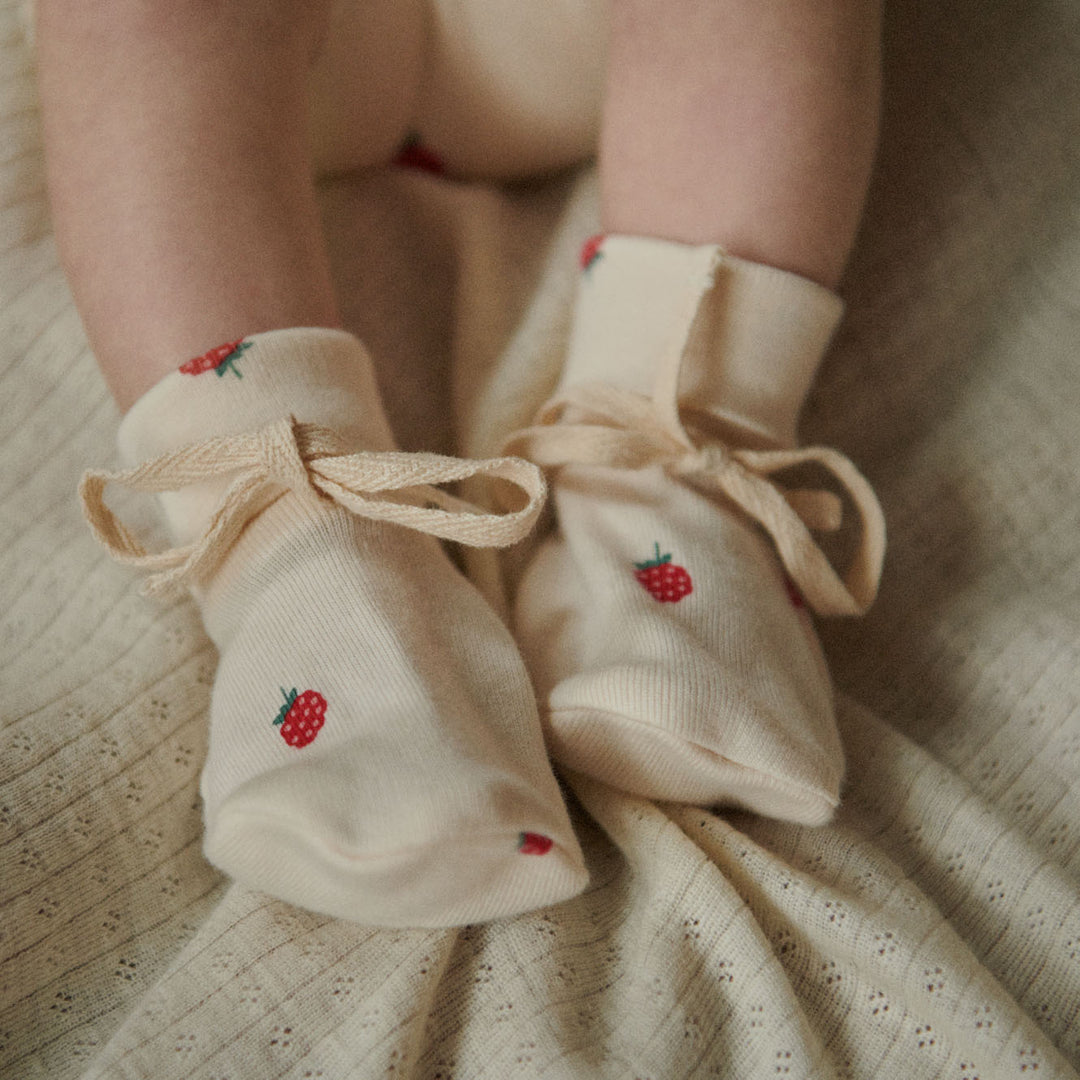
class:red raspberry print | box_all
[393,133,446,176]
[518,832,553,856]
[273,688,327,748]
[634,543,693,603]
[579,233,606,272]
[179,339,251,379]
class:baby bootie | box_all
[81,328,587,926]
[506,237,885,825]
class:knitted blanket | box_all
[3,0,1079,1075]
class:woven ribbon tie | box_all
[504,382,885,617]
[80,415,547,600]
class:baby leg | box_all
[601,0,882,288]
[37,0,346,407]
[512,0,886,823]
[40,0,587,924]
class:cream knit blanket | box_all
[2,0,1080,1075]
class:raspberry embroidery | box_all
[579,233,606,272]
[634,543,693,603]
[274,687,327,748]
[179,339,251,379]
[518,832,554,856]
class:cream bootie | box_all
[82,328,587,926]
[506,237,885,825]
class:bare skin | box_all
[36,0,341,410]
[601,0,883,290]
[36,0,882,410]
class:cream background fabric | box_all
[3,0,1080,1076]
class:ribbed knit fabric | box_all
[512,237,873,825]
[106,328,587,925]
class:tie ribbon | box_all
[504,382,885,617]
[80,415,547,600]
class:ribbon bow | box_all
[80,415,547,600]
[504,382,885,617]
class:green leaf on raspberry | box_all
[634,542,673,571]
[274,687,298,727]
[214,340,251,378]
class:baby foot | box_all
[506,237,884,824]
[82,328,587,925]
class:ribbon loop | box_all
[81,416,547,600]
[505,381,885,617]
